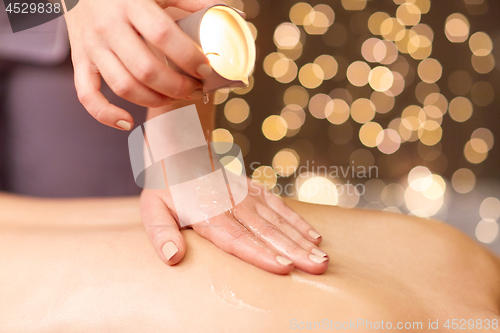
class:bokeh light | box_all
[480,197,500,221]
[469,31,493,56]
[298,176,339,205]
[262,115,288,141]
[224,98,250,124]
[448,96,473,122]
[417,58,442,83]
[299,63,324,89]
[451,168,476,194]
[272,148,300,177]
[445,13,470,43]
[252,166,277,190]
[351,98,376,123]
[217,0,500,248]
[346,61,371,87]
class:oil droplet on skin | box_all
[207,269,269,313]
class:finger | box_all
[141,190,186,265]
[262,189,323,245]
[236,209,328,274]
[127,1,213,80]
[255,203,328,259]
[106,24,204,100]
[191,213,294,275]
[72,53,135,131]
[92,48,176,107]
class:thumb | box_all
[141,190,186,265]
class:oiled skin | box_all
[0,194,499,332]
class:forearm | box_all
[146,97,215,141]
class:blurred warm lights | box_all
[224,98,250,124]
[298,63,324,89]
[469,31,493,56]
[451,168,476,194]
[212,128,234,154]
[480,197,500,221]
[396,2,421,26]
[262,115,288,141]
[376,128,401,154]
[326,99,350,124]
[405,166,445,217]
[341,0,367,11]
[281,104,306,131]
[214,0,499,247]
[370,91,395,114]
[252,166,277,190]
[359,121,383,147]
[347,61,371,87]
[417,58,442,83]
[314,55,338,80]
[448,96,473,122]
[303,7,332,35]
[336,183,361,208]
[271,57,297,83]
[289,2,312,26]
[284,85,309,108]
[220,155,243,176]
[368,12,390,35]
[471,53,495,74]
[381,183,406,207]
[471,127,494,150]
[309,93,331,119]
[368,66,394,92]
[475,219,499,244]
[415,82,439,104]
[386,71,405,96]
[274,23,300,49]
[362,38,387,63]
[418,120,442,146]
[263,52,285,77]
[297,175,339,205]
[464,138,488,164]
[381,17,405,41]
[272,148,300,177]
[212,128,233,143]
[445,13,470,43]
[350,98,376,123]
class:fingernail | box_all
[197,63,213,78]
[162,241,179,261]
[311,248,328,258]
[188,89,204,99]
[309,230,321,239]
[309,254,328,264]
[276,255,293,266]
[115,120,132,131]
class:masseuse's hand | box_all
[141,179,329,275]
[64,0,220,131]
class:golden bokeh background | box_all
[212,0,500,251]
